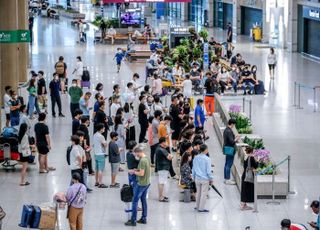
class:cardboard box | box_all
[38,205,56,230]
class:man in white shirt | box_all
[106,26,117,45]
[93,123,108,188]
[3,86,12,127]
[110,95,121,121]
[70,135,84,183]
[182,74,192,99]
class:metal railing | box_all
[253,155,294,212]
[293,82,320,112]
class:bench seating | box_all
[127,51,152,62]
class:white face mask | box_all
[135,156,140,160]
[72,83,77,87]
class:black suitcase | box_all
[82,67,90,81]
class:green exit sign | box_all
[0,30,30,43]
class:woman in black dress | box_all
[240,147,258,210]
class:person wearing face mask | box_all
[126,141,138,187]
[69,79,83,118]
[79,116,94,175]
[239,65,255,95]
[230,65,241,93]
[190,63,202,92]
[9,90,21,127]
[217,67,232,95]
[79,92,92,119]
[34,113,55,173]
[251,65,266,95]
[138,95,150,143]
[72,56,83,86]
[108,132,121,188]
[114,114,126,165]
[49,73,65,118]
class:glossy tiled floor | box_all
[1,2,320,230]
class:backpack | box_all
[120,184,133,202]
[55,61,65,75]
[66,146,72,165]
[82,69,90,81]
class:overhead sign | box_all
[203,42,209,71]
[303,6,320,21]
[170,27,190,35]
[103,0,190,3]
[0,30,30,43]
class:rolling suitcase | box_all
[19,205,34,227]
[30,206,41,228]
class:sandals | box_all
[20,182,30,186]
[47,167,56,171]
[110,183,120,188]
[98,184,108,188]
[39,170,48,174]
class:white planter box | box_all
[212,94,289,199]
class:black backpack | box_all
[66,146,72,165]
[82,68,90,81]
[120,184,133,202]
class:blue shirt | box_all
[192,153,213,181]
[115,52,124,64]
[93,101,99,113]
[194,105,205,127]
[79,98,89,116]
[49,80,60,97]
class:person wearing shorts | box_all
[109,132,121,188]
[34,113,55,173]
[93,123,108,188]
[155,137,173,202]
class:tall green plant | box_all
[199,29,209,41]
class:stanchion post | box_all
[293,81,297,107]
[287,155,296,195]
[253,172,258,213]
[267,165,280,205]
[297,84,303,109]
[242,97,245,113]
[313,87,317,113]
[249,99,252,121]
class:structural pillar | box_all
[286,0,298,52]
[262,0,270,43]
[18,0,29,83]
[206,0,214,27]
[232,0,241,40]
[0,0,19,95]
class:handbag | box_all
[244,156,254,183]
[223,146,235,156]
[0,206,6,220]
[66,186,82,219]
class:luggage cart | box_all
[0,143,17,170]
[93,29,102,44]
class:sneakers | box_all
[240,205,253,211]
[125,220,136,226]
[198,209,210,213]
[58,113,65,117]
[137,219,147,224]
[224,180,236,185]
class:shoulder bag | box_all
[244,156,254,183]
[0,206,6,220]
[66,186,82,219]
[223,146,235,156]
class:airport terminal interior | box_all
[0,0,320,229]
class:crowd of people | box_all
[0,35,317,230]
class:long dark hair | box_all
[180,152,190,168]
[114,114,123,131]
[18,123,28,143]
